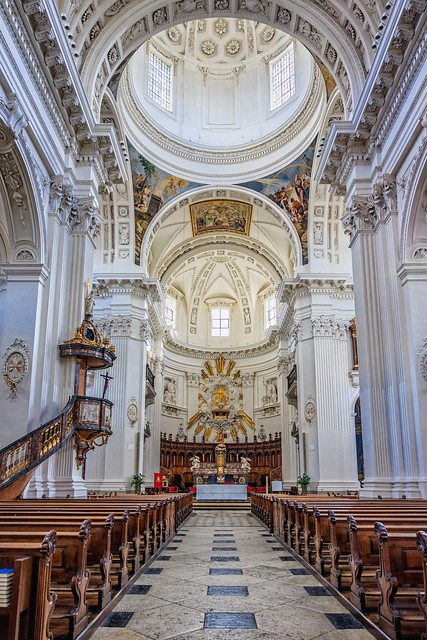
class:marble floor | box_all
[92,511,376,640]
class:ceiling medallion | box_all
[226,39,241,54]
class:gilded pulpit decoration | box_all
[349,317,358,370]
[187,355,255,442]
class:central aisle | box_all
[94,511,375,639]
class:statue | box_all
[190,455,201,471]
[240,456,251,472]
[163,378,177,405]
[263,379,277,405]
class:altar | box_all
[196,484,247,501]
[192,439,250,501]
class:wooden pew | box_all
[0,531,57,640]
[375,522,425,640]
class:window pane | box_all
[148,52,172,111]
[271,48,295,111]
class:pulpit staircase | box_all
[0,302,116,500]
[0,394,113,500]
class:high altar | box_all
[186,357,254,502]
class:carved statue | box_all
[240,456,251,472]
[263,379,277,405]
[190,455,201,471]
[85,288,96,317]
[163,378,177,405]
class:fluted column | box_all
[312,317,359,492]
[342,176,420,496]
[279,355,298,490]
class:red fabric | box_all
[257,487,266,492]
[190,487,196,492]
[247,487,255,492]
[169,487,177,492]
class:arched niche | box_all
[0,120,43,265]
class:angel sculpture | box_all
[190,455,201,472]
[240,456,251,472]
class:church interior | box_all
[0,0,426,637]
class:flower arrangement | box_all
[130,473,145,494]
[297,473,311,486]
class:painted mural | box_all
[129,141,199,264]
[190,200,252,236]
[238,139,316,264]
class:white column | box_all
[312,317,359,492]
[342,178,421,497]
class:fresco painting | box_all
[238,139,316,264]
[130,139,316,265]
[190,200,252,237]
[129,141,199,264]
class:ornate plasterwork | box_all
[2,338,30,400]
[341,175,397,245]
[316,0,427,188]
[95,315,133,338]
[78,0,370,117]
[120,61,323,172]
[418,338,427,382]
[164,328,278,359]
[311,315,350,339]
[2,0,127,185]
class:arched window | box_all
[148,50,172,111]
[270,46,295,111]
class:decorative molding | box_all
[418,338,427,382]
[2,338,30,400]
[120,62,324,169]
[95,315,132,337]
[311,315,350,339]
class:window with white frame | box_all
[265,295,277,328]
[211,307,230,337]
[270,46,295,111]
[148,51,172,111]
[165,296,175,326]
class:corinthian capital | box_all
[342,195,377,244]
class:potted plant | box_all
[130,473,145,495]
[297,473,310,495]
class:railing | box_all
[146,363,155,388]
[287,364,297,390]
[0,395,113,490]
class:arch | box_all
[77,1,370,120]
[400,139,427,261]
[140,185,303,274]
[0,118,45,265]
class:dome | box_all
[117,18,326,183]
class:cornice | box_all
[277,273,353,303]
[95,274,164,303]
[163,328,279,359]
[315,0,427,189]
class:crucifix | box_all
[101,372,113,400]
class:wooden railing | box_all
[0,395,113,491]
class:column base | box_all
[85,479,128,493]
[315,480,360,493]
[359,478,422,499]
